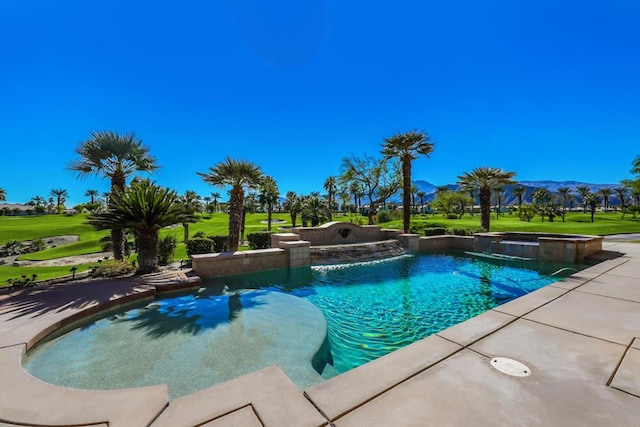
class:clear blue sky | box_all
[1,0,639,205]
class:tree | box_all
[0,188,5,203]
[457,167,516,231]
[576,185,591,213]
[198,157,264,251]
[211,192,221,213]
[31,196,45,207]
[301,194,328,227]
[258,176,279,231]
[283,191,301,227]
[416,191,427,214]
[69,131,158,260]
[85,189,99,204]
[598,188,613,212]
[556,187,573,222]
[323,176,337,222]
[432,189,472,219]
[631,155,640,175]
[50,188,69,213]
[492,186,505,219]
[340,154,401,225]
[512,185,526,212]
[583,193,601,223]
[381,130,434,233]
[86,180,196,274]
[179,191,202,243]
[532,188,556,222]
[614,185,630,219]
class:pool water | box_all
[23,252,580,397]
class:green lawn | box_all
[1,210,639,286]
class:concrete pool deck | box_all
[0,241,639,426]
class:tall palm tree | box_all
[283,191,301,227]
[598,188,614,212]
[49,188,69,213]
[556,187,572,222]
[457,167,516,231]
[179,191,202,243]
[0,188,6,203]
[85,189,99,204]
[381,130,434,233]
[258,176,279,231]
[583,193,601,223]
[416,191,427,214]
[69,131,158,260]
[198,157,264,251]
[86,180,196,274]
[211,192,221,213]
[512,185,526,212]
[575,185,591,213]
[31,195,45,206]
[614,185,629,218]
[532,188,553,222]
[323,176,337,222]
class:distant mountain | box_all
[516,181,618,194]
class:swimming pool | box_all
[23,251,582,398]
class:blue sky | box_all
[1,0,639,205]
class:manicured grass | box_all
[383,212,640,235]
[0,264,92,284]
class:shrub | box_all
[157,235,178,265]
[90,260,136,278]
[186,238,215,256]
[6,274,38,289]
[30,238,46,252]
[209,235,229,252]
[247,232,271,250]
[424,227,446,236]
[446,213,459,220]
[445,227,483,236]
[192,231,207,239]
[376,210,392,223]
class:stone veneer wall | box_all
[292,222,401,246]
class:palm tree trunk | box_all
[110,173,127,260]
[368,195,375,225]
[479,187,491,231]
[402,159,411,233]
[228,186,244,252]
[183,223,189,243]
[267,202,273,231]
[137,231,159,274]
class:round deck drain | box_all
[490,357,531,377]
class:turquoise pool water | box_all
[24,252,580,397]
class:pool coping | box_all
[0,242,639,426]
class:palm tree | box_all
[86,180,196,274]
[198,157,264,251]
[381,130,434,233]
[532,188,553,222]
[492,186,506,219]
[556,187,572,222]
[583,193,601,223]
[598,188,613,212]
[512,185,526,212]
[69,131,158,260]
[614,185,629,218]
[575,185,591,213]
[283,191,301,227]
[258,176,279,231]
[416,191,427,214]
[0,188,6,203]
[31,195,45,206]
[49,188,69,213]
[179,191,202,243]
[85,189,99,204]
[211,192,221,213]
[632,155,640,175]
[301,194,328,227]
[323,176,337,222]
[457,167,516,231]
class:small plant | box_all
[6,274,38,289]
[376,210,392,223]
[157,235,178,265]
[247,232,271,250]
[186,238,215,256]
[90,260,136,278]
[424,227,446,236]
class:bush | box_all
[247,232,271,250]
[424,227,446,236]
[6,274,38,289]
[186,238,215,256]
[376,210,392,223]
[445,227,483,236]
[90,260,136,278]
[446,213,459,219]
[192,231,207,239]
[209,235,229,252]
[157,235,178,265]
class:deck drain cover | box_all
[490,357,531,377]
